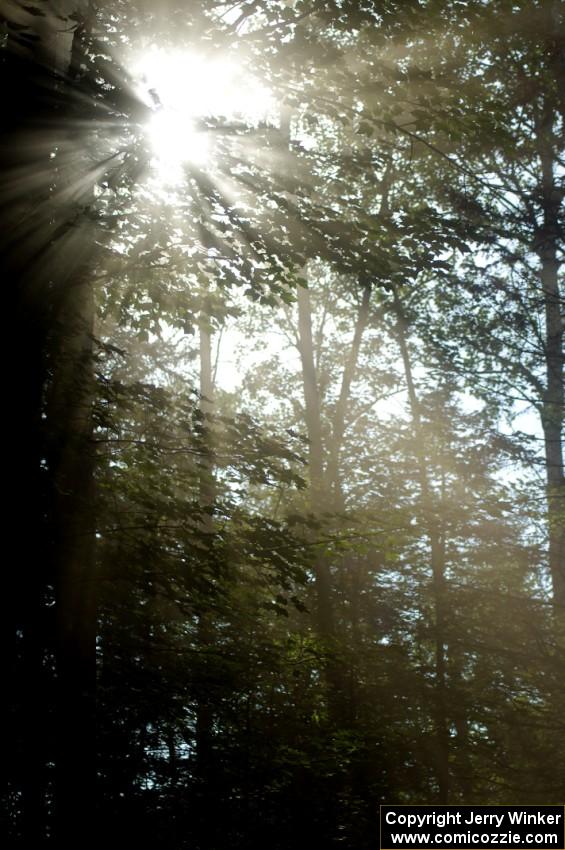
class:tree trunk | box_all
[6,265,48,842]
[327,283,372,513]
[194,312,216,846]
[393,289,450,803]
[296,280,373,725]
[48,268,97,846]
[196,315,215,768]
[536,101,565,610]
[296,283,334,638]
[1,3,88,840]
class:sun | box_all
[135,47,274,181]
[147,108,209,170]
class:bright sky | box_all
[133,46,274,180]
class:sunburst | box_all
[134,46,274,182]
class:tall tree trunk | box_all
[48,267,97,846]
[194,311,216,845]
[1,3,86,839]
[49,8,99,841]
[393,289,450,803]
[6,260,48,842]
[326,283,372,727]
[296,280,373,725]
[196,314,215,767]
[536,102,565,610]
[296,284,334,639]
[327,283,372,513]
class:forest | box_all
[1,0,564,847]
